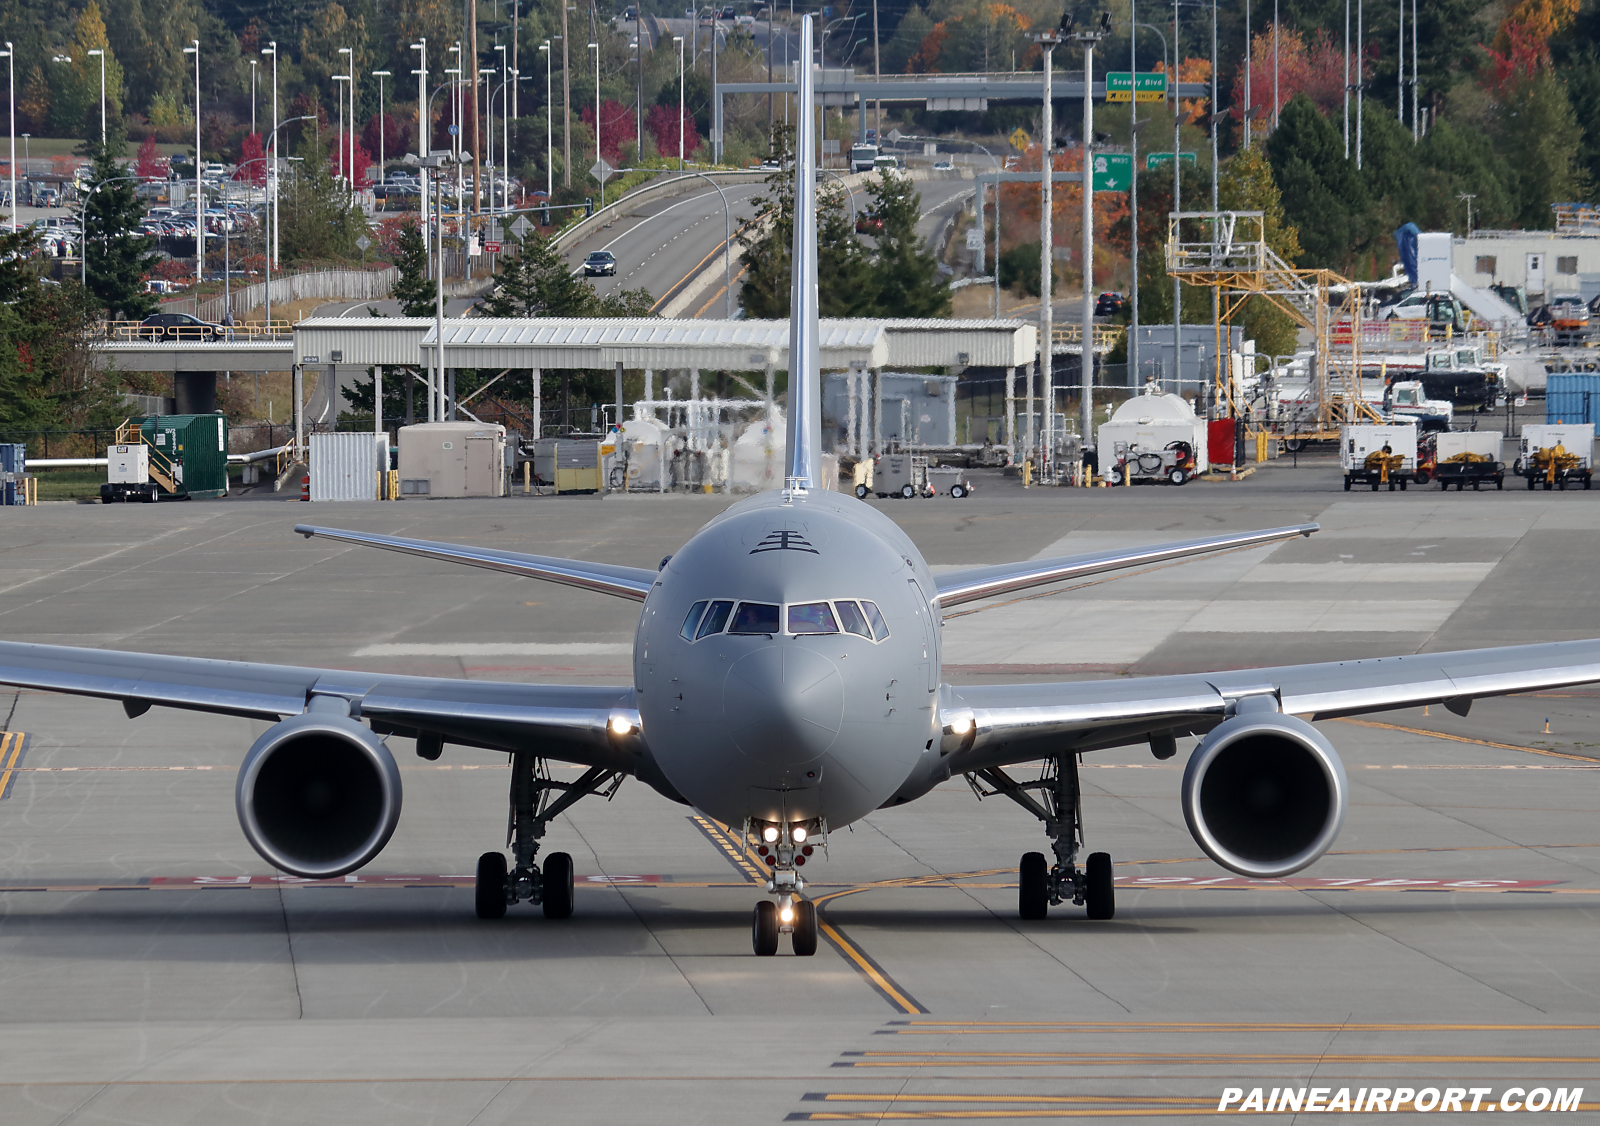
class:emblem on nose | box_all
[723,647,843,764]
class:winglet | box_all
[783,14,821,502]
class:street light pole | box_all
[1028,22,1061,476]
[262,43,279,270]
[675,35,684,170]
[590,42,602,207]
[86,49,105,146]
[540,41,552,198]
[373,70,391,175]
[1075,14,1107,480]
[1,42,14,236]
[333,74,351,187]
[249,59,257,136]
[183,40,201,283]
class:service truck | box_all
[1422,430,1504,490]
[1341,423,1418,491]
[850,143,878,173]
[1516,423,1593,490]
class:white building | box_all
[1451,206,1600,300]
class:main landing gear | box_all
[475,753,624,920]
[747,819,823,956]
[970,754,1115,921]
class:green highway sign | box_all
[1145,151,1199,170]
[1105,72,1166,103]
[1091,152,1133,192]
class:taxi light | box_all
[779,906,794,923]
[948,715,974,735]
[792,827,808,843]
[609,715,633,735]
[762,826,779,843]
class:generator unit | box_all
[1517,423,1593,490]
[1341,424,1418,491]
[101,414,229,502]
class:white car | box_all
[932,159,954,171]
[734,13,755,26]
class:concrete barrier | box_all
[553,170,769,251]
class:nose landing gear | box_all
[970,754,1115,921]
[474,752,624,920]
[747,819,823,956]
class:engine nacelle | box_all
[236,712,403,879]
[1180,711,1347,878]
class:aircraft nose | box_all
[723,647,843,766]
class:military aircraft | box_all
[5,20,1600,957]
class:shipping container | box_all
[0,442,23,506]
[531,437,602,493]
[309,431,387,502]
[398,422,506,497]
[122,414,229,499]
[1545,372,1600,425]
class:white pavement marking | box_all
[354,642,632,657]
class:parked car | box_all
[138,312,221,342]
[583,250,617,277]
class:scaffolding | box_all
[1165,211,1382,435]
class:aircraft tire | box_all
[1019,852,1049,920]
[542,852,575,919]
[752,900,779,956]
[475,852,508,919]
[1085,852,1115,920]
[792,900,818,956]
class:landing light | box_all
[948,715,974,735]
[792,827,808,843]
[763,826,780,843]
[609,715,633,735]
[779,906,794,923]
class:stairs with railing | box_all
[115,419,178,495]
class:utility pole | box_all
[1343,0,1349,157]
[562,0,571,186]
[1130,1,1141,388]
[1029,20,1062,477]
[1075,13,1107,476]
[471,0,482,213]
[871,0,880,139]
[1172,0,1181,398]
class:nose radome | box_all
[723,647,843,766]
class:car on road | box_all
[583,250,618,277]
[932,159,954,171]
[138,312,221,342]
[1095,291,1125,317]
[734,13,755,26]
[719,4,736,16]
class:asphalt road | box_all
[3,469,1600,1122]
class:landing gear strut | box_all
[747,819,823,956]
[971,754,1114,921]
[474,753,623,920]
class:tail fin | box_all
[783,15,821,500]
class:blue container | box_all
[0,442,23,506]
[1546,373,1600,425]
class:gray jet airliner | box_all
[6,19,1600,955]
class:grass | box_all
[31,469,104,502]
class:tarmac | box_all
[2,456,1599,1123]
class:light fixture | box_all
[762,826,779,843]
[779,906,794,923]
[948,715,974,735]
[792,826,808,843]
[609,715,633,735]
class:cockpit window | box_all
[861,600,890,641]
[696,599,735,639]
[835,600,872,639]
[728,601,780,635]
[787,602,838,634]
[680,601,709,641]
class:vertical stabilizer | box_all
[783,15,821,499]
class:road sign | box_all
[965,227,985,251]
[822,139,839,154]
[510,215,532,236]
[484,241,501,253]
[1105,72,1167,103]
[888,128,904,142]
[1145,151,1198,170]
[590,158,615,183]
[354,234,372,251]
[1009,127,1031,151]
[448,124,459,135]
[1091,152,1133,192]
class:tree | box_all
[135,135,168,182]
[863,171,951,318]
[646,104,700,163]
[82,143,158,320]
[391,222,435,317]
[580,99,638,165]
[1218,146,1302,358]
[50,3,126,147]
[1264,94,1371,271]
[278,131,371,262]
[234,133,265,185]
[483,234,654,318]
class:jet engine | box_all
[1180,711,1347,878]
[235,711,403,879]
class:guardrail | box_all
[1052,323,1125,350]
[552,169,768,252]
[93,321,295,342]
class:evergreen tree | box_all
[1264,94,1372,272]
[391,221,435,317]
[279,130,370,262]
[738,130,796,320]
[1218,146,1302,359]
[863,171,950,318]
[81,142,157,320]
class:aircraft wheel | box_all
[1084,852,1115,920]
[854,483,869,498]
[950,483,966,498]
[1497,478,1504,490]
[1168,467,1187,486]
[1019,852,1049,920]
[541,852,575,919]
[1371,481,1379,491]
[475,852,508,919]
[900,484,915,499]
[792,900,818,957]
[752,900,779,956]
[1586,477,1592,491]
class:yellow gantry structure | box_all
[1165,210,1382,433]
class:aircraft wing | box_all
[0,641,638,771]
[294,524,658,602]
[941,638,1600,770]
[933,524,1318,608]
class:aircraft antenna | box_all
[783,14,821,501]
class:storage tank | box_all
[730,409,785,493]
[1096,386,1207,483]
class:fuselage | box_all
[634,490,942,831]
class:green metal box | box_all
[133,414,229,499]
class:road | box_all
[3,474,1600,1122]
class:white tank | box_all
[730,409,785,493]
[1097,384,1208,473]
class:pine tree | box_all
[391,221,436,317]
[82,142,157,320]
[865,171,951,318]
[737,130,795,319]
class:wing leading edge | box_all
[934,524,1318,607]
[294,525,657,602]
[939,637,1600,771]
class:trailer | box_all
[1341,423,1418,491]
[1516,423,1593,490]
[1098,387,1206,486]
[1423,430,1504,490]
[872,453,933,498]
